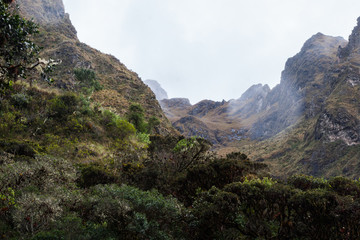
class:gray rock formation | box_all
[144,79,168,101]
[338,17,360,58]
[249,33,347,139]
[160,98,191,110]
[18,0,66,24]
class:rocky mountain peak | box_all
[144,79,168,101]
[160,98,191,109]
[17,0,66,24]
[16,0,77,39]
[338,16,360,59]
[238,83,270,101]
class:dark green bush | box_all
[83,184,185,239]
[127,104,146,133]
[329,176,360,197]
[48,92,80,119]
[11,93,30,108]
[288,175,329,190]
[77,163,118,188]
[74,68,103,94]
[0,140,36,158]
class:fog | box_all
[63,0,360,104]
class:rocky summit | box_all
[144,79,168,101]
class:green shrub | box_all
[11,93,31,108]
[31,214,115,240]
[288,175,329,190]
[48,93,80,119]
[74,68,103,94]
[127,104,146,133]
[329,176,360,197]
[101,109,136,140]
[0,111,25,137]
[0,140,37,158]
[191,187,241,239]
[84,184,185,239]
[147,116,160,134]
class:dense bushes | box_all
[2,121,360,239]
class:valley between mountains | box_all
[147,25,360,178]
[1,0,360,238]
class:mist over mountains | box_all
[148,24,360,177]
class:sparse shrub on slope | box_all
[74,68,103,95]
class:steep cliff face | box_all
[248,33,347,139]
[228,84,270,124]
[338,17,360,59]
[16,0,175,135]
[240,23,360,178]
[18,0,66,24]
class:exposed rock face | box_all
[248,33,347,139]
[228,84,270,119]
[173,116,211,140]
[338,17,360,58]
[315,109,360,146]
[243,20,360,178]
[160,98,191,111]
[17,0,66,24]
[144,79,168,101]
[189,100,225,117]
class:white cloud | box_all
[63,0,360,104]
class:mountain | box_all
[161,22,360,178]
[160,97,246,145]
[144,79,168,101]
[16,0,175,135]
[3,3,360,239]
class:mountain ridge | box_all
[160,26,360,177]
[15,0,176,135]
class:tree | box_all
[0,1,39,82]
[173,137,211,172]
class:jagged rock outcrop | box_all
[228,84,270,119]
[315,109,360,146]
[189,100,225,117]
[248,33,347,139]
[338,17,360,59]
[18,0,66,24]
[144,79,168,101]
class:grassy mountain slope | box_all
[17,0,175,135]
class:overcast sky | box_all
[63,0,360,104]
